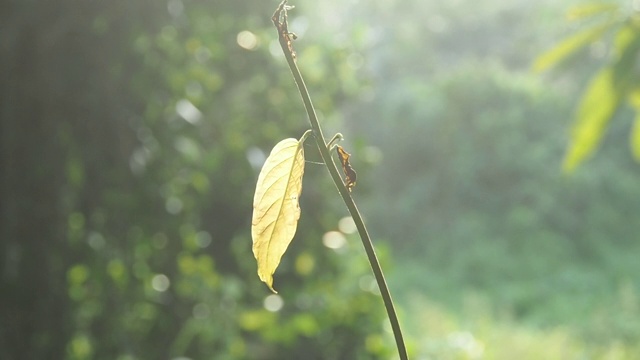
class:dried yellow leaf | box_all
[251,136,307,292]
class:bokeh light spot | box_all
[246,146,266,170]
[152,233,168,249]
[175,99,202,124]
[151,274,170,292]
[192,303,211,319]
[165,197,183,214]
[295,252,315,275]
[263,294,283,312]
[87,231,105,250]
[167,0,184,17]
[338,217,357,234]
[237,30,258,50]
[447,331,485,358]
[194,47,211,63]
[322,231,346,249]
[195,231,212,248]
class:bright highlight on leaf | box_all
[565,3,619,21]
[630,114,640,161]
[533,21,616,73]
[563,68,620,173]
[251,132,309,293]
[629,90,640,161]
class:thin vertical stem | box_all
[271,2,408,359]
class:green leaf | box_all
[611,23,640,88]
[251,133,309,293]
[565,3,619,21]
[630,112,640,161]
[628,90,640,161]
[563,67,621,173]
[533,21,617,73]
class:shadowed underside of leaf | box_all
[251,137,306,293]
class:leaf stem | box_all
[272,2,408,359]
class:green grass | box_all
[396,287,640,360]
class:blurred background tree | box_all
[1,1,387,359]
[1,0,639,359]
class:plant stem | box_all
[272,2,408,359]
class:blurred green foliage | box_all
[346,0,640,357]
[1,0,640,359]
[534,2,640,171]
[1,0,387,359]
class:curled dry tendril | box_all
[272,0,297,59]
[336,145,357,192]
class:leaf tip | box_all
[562,144,584,174]
[561,158,577,174]
[262,274,278,293]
